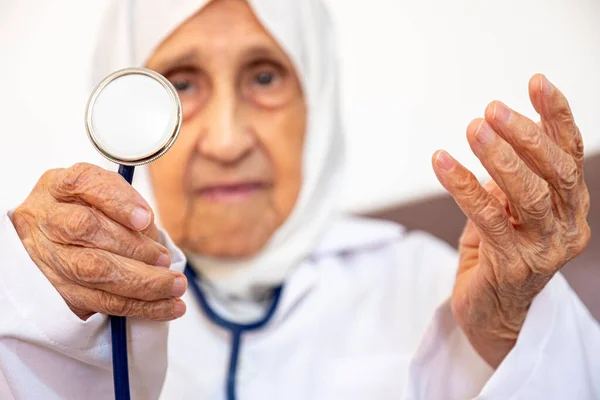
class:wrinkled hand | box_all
[11,163,187,321]
[432,74,590,368]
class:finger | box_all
[41,203,171,268]
[47,246,187,302]
[61,283,187,321]
[482,180,508,207]
[142,223,160,243]
[484,101,581,203]
[458,180,502,249]
[466,119,554,232]
[47,163,154,232]
[432,150,512,246]
[456,220,481,279]
[528,74,584,169]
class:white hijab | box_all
[92,0,345,309]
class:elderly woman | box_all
[1,0,599,399]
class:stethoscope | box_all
[84,67,283,400]
[85,67,183,400]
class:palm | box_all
[451,181,548,343]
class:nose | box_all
[196,89,255,164]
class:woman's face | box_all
[146,0,306,258]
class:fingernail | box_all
[173,300,187,318]
[171,276,187,297]
[541,75,554,96]
[156,253,171,268]
[436,151,456,171]
[130,208,151,231]
[493,102,511,123]
[476,120,494,144]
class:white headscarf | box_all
[92,0,345,309]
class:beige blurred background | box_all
[0,0,599,318]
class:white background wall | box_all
[1,0,599,213]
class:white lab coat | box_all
[1,212,599,399]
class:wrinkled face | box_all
[146,0,306,258]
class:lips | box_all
[195,182,270,202]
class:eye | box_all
[255,71,277,86]
[173,78,193,92]
[163,68,208,119]
[242,59,300,108]
[165,68,201,95]
[249,62,284,89]
[171,76,197,94]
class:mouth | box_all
[194,182,270,203]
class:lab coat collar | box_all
[268,215,406,328]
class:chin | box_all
[185,221,277,259]
[196,234,270,259]
[178,199,287,259]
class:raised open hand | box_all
[432,74,590,367]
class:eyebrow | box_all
[154,50,199,73]
[153,43,289,74]
[240,44,285,63]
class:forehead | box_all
[150,0,282,67]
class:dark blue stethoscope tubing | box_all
[184,264,283,400]
[111,165,135,400]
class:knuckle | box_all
[495,151,521,176]
[145,300,175,320]
[11,205,37,237]
[556,161,579,190]
[148,273,175,299]
[556,106,575,125]
[73,250,113,284]
[60,163,98,194]
[134,273,171,301]
[520,129,544,150]
[573,223,591,255]
[521,188,552,219]
[54,208,100,244]
[521,254,558,281]
[571,133,585,160]
[127,240,157,263]
[479,200,508,234]
[453,173,480,197]
[100,292,131,316]
[40,168,63,187]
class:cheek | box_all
[255,104,306,217]
[148,127,196,241]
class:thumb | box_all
[459,219,480,249]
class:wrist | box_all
[452,290,530,368]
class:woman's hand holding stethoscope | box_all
[11,162,187,321]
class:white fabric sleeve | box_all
[0,211,186,400]
[405,236,600,400]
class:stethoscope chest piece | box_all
[85,67,182,166]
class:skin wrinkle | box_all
[12,162,186,321]
[518,187,553,223]
[433,74,591,367]
[477,198,510,239]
